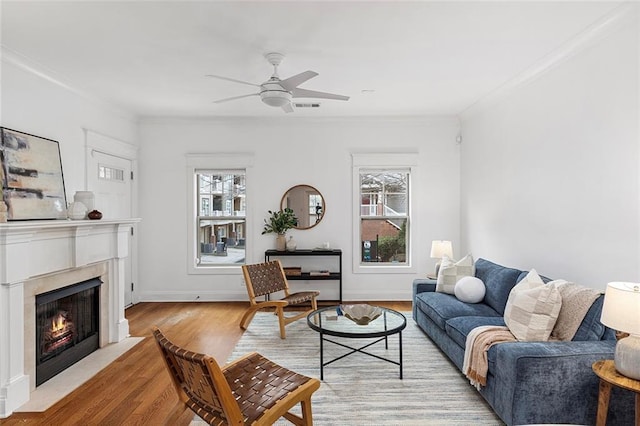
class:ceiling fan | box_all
[207,52,349,113]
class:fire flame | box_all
[51,313,66,333]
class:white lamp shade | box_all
[600,282,640,335]
[430,240,453,259]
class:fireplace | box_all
[0,218,138,418]
[35,278,101,386]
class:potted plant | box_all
[262,208,298,251]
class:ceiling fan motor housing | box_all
[260,82,292,107]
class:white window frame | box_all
[352,152,418,274]
[186,153,254,275]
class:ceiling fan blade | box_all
[206,74,262,88]
[279,71,318,91]
[281,103,294,113]
[212,93,259,103]
[292,88,349,101]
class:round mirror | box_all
[280,184,325,230]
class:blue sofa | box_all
[412,258,635,425]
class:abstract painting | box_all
[1,127,67,220]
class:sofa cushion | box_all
[475,258,523,315]
[445,315,506,349]
[436,254,475,294]
[503,270,562,341]
[414,292,501,329]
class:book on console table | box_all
[309,270,331,276]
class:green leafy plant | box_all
[377,221,407,262]
[262,208,298,235]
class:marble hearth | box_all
[0,219,139,418]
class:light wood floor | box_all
[0,301,411,425]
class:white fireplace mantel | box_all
[0,218,140,418]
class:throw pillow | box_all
[550,280,602,341]
[454,276,486,303]
[436,254,475,295]
[503,269,562,341]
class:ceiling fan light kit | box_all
[260,84,292,107]
[208,52,349,113]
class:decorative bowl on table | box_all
[340,304,382,325]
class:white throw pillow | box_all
[454,276,486,303]
[436,254,475,295]
[503,269,562,341]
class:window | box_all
[308,193,323,226]
[195,170,246,266]
[359,170,409,264]
[352,152,416,273]
[186,152,254,274]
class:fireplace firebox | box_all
[35,278,101,386]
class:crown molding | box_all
[1,45,138,122]
[459,2,639,122]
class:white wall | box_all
[137,117,460,301]
[460,15,639,289]
[0,57,138,198]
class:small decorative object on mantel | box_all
[286,235,297,251]
[74,191,95,217]
[68,201,87,220]
[261,208,298,251]
[87,209,103,220]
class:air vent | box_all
[294,102,321,108]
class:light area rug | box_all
[191,312,504,425]
[15,336,145,412]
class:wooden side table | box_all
[592,359,640,426]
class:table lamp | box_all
[430,240,453,277]
[600,282,640,380]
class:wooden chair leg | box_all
[277,307,287,339]
[300,397,314,426]
[239,307,259,330]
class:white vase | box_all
[275,234,286,251]
[286,236,297,252]
[68,201,87,220]
[74,191,95,214]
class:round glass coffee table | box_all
[306,305,406,380]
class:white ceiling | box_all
[0,1,627,118]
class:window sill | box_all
[188,265,243,275]
[353,264,417,274]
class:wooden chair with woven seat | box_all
[153,327,320,425]
[241,260,319,339]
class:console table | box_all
[265,249,342,302]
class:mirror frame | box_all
[280,184,325,230]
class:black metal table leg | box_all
[399,331,403,379]
[319,328,324,380]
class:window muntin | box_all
[308,193,323,226]
[195,171,246,266]
[359,170,409,264]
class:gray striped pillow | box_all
[436,254,475,295]
[503,269,562,341]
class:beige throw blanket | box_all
[463,326,516,390]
